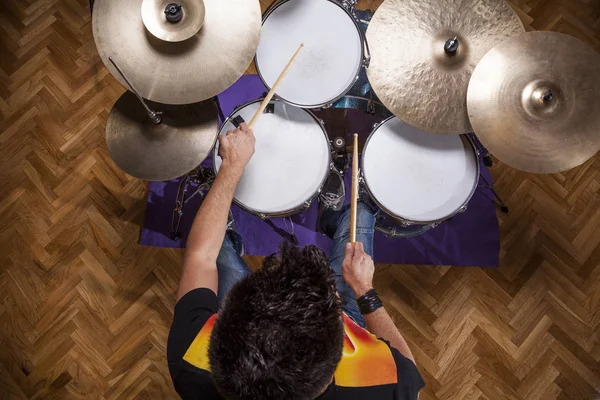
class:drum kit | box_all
[92,0,600,240]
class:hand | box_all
[218,123,255,173]
[342,242,375,297]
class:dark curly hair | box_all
[208,242,344,400]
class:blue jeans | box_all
[215,203,376,329]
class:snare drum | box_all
[362,117,479,226]
[214,100,331,219]
[255,0,366,108]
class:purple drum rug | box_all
[140,75,500,267]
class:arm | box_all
[176,123,255,301]
[342,242,415,363]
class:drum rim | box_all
[361,116,481,225]
[213,99,332,218]
[255,0,365,109]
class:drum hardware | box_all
[444,37,459,55]
[341,0,371,68]
[477,173,509,214]
[366,0,525,134]
[213,95,226,125]
[467,31,600,174]
[331,137,349,173]
[231,115,246,128]
[374,212,436,239]
[262,217,299,244]
[108,57,163,124]
[468,133,494,167]
[171,167,216,240]
[141,0,206,42]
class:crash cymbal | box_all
[106,91,218,181]
[366,0,524,134]
[93,0,261,104]
[142,0,205,42]
[467,32,600,174]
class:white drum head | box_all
[363,118,478,223]
[215,101,330,215]
[256,0,362,107]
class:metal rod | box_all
[108,56,162,124]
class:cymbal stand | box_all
[171,167,216,240]
[213,95,226,125]
[469,133,494,167]
[108,57,162,124]
[342,1,371,68]
[470,134,509,213]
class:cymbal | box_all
[106,91,218,181]
[467,32,600,174]
[93,0,261,104]
[366,0,524,134]
[142,0,205,42]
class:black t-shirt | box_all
[168,288,425,399]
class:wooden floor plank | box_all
[0,0,599,398]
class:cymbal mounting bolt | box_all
[164,3,183,23]
[444,37,459,55]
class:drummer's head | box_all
[208,242,344,399]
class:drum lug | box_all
[431,222,440,229]
[372,122,379,129]
[400,220,411,227]
[386,227,397,238]
[258,213,268,221]
[458,205,468,213]
[303,200,312,210]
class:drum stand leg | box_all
[479,172,509,213]
[170,167,215,240]
[470,133,494,167]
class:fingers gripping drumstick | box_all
[248,43,304,128]
[350,134,359,244]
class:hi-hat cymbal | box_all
[93,0,261,104]
[106,91,218,181]
[467,32,600,174]
[142,0,205,42]
[366,0,524,134]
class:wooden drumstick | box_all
[350,133,359,244]
[248,43,304,128]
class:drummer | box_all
[167,124,425,399]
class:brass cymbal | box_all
[142,0,205,42]
[467,32,600,174]
[93,0,261,104]
[366,0,524,134]
[106,91,218,181]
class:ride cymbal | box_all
[142,0,205,42]
[467,31,600,174]
[366,0,524,134]
[106,91,218,181]
[93,0,261,104]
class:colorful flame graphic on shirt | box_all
[183,313,397,388]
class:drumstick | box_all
[248,43,304,128]
[350,133,359,244]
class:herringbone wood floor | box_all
[1,0,599,398]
